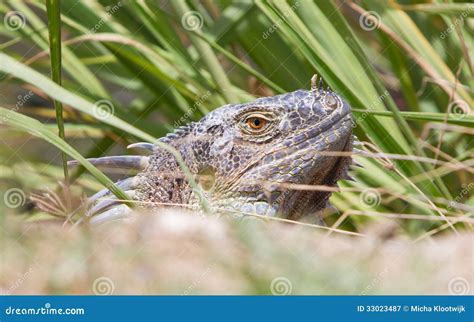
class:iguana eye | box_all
[246,117,267,131]
[237,111,277,138]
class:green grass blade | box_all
[0,107,129,203]
[400,3,474,16]
[171,0,238,102]
[362,1,471,103]
[6,1,109,98]
[352,109,474,127]
[193,32,285,93]
[46,0,69,184]
[0,52,155,142]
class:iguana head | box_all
[72,80,353,223]
[158,84,353,220]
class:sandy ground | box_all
[0,210,472,295]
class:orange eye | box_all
[246,117,267,130]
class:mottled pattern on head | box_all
[137,87,353,220]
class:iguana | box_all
[69,76,354,224]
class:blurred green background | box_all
[0,1,473,235]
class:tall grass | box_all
[0,1,472,237]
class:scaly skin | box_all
[76,81,353,224]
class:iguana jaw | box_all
[281,126,353,219]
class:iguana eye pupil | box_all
[247,117,267,130]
